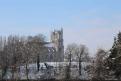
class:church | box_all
[41,28,64,62]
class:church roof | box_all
[44,43,55,48]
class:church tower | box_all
[51,28,64,62]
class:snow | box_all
[44,43,55,48]
[112,58,116,60]
[2,62,91,80]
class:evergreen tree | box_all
[108,32,121,80]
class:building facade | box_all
[50,28,64,62]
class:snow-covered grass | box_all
[2,62,91,80]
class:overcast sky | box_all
[0,0,121,56]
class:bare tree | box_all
[0,34,48,80]
[27,34,46,71]
[65,43,79,79]
[23,41,31,81]
[0,37,9,80]
[65,43,90,79]
[91,49,108,80]
[75,45,89,76]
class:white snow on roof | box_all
[44,43,55,48]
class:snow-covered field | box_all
[2,62,91,80]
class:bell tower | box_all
[51,28,64,62]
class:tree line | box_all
[0,32,121,80]
[64,32,121,80]
[0,34,47,80]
